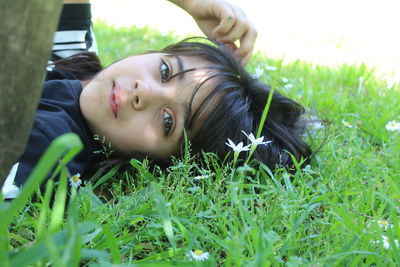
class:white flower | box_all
[284,83,294,89]
[342,120,353,128]
[377,219,394,230]
[310,121,325,130]
[282,77,289,83]
[69,173,82,188]
[189,250,210,261]
[302,165,316,174]
[225,138,251,153]
[265,64,277,71]
[386,120,400,131]
[371,235,399,249]
[251,65,264,79]
[193,174,212,181]
[242,131,271,147]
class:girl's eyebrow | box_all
[166,54,185,80]
[175,55,185,80]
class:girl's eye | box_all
[160,60,170,82]
[163,111,174,136]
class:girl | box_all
[2,1,311,199]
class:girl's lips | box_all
[109,81,122,118]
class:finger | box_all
[234,28,257,63]
[240,52,251,66]
[212,7,236,37]
[215,23,247,45]
[215,7,251,43]
[223,42,238,52]
[236,43,254,65]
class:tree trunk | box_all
[0,0,63,188]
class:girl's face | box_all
[80,53,216,158]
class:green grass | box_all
[1,21,400,266]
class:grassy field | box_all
[1,22,400,266]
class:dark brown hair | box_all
[160,38,312,169]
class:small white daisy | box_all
[189,250,210,261]
[193,174,213,181]
[310,121,325,130]
[225,138,251,153]
[69,173,82,188]
[253,65,264,79]
[377,219,394,230]
[265,64,277,71]
[284,83,294,89]
[342,120,353,128]
[302,165,316,174]
[242,131,271,147]
[371,235,399,249]
[386,120,400,131]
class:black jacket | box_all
[14,73,99,187]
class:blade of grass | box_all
[9,222,99,267]
[101,224,122,264]
[62,188,81,267]
[256,86,275,138]
[0,133,82,267]
[93,164,121,189]
[45,235,63,267]
[133,248,185,263]
[49,168,68,233]
[36,179,54,240]
[4,133,83,225]
[152,182,175,248]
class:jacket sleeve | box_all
[51,3,97,61]
[13,124,52,188]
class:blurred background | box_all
[92,0,399,84]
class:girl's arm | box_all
[57,0,256,64]
[168,0,257,64]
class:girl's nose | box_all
[130,80,141,110]
[131,79,163,110]
[131,80,144,110]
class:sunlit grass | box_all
[1,22,399,266]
